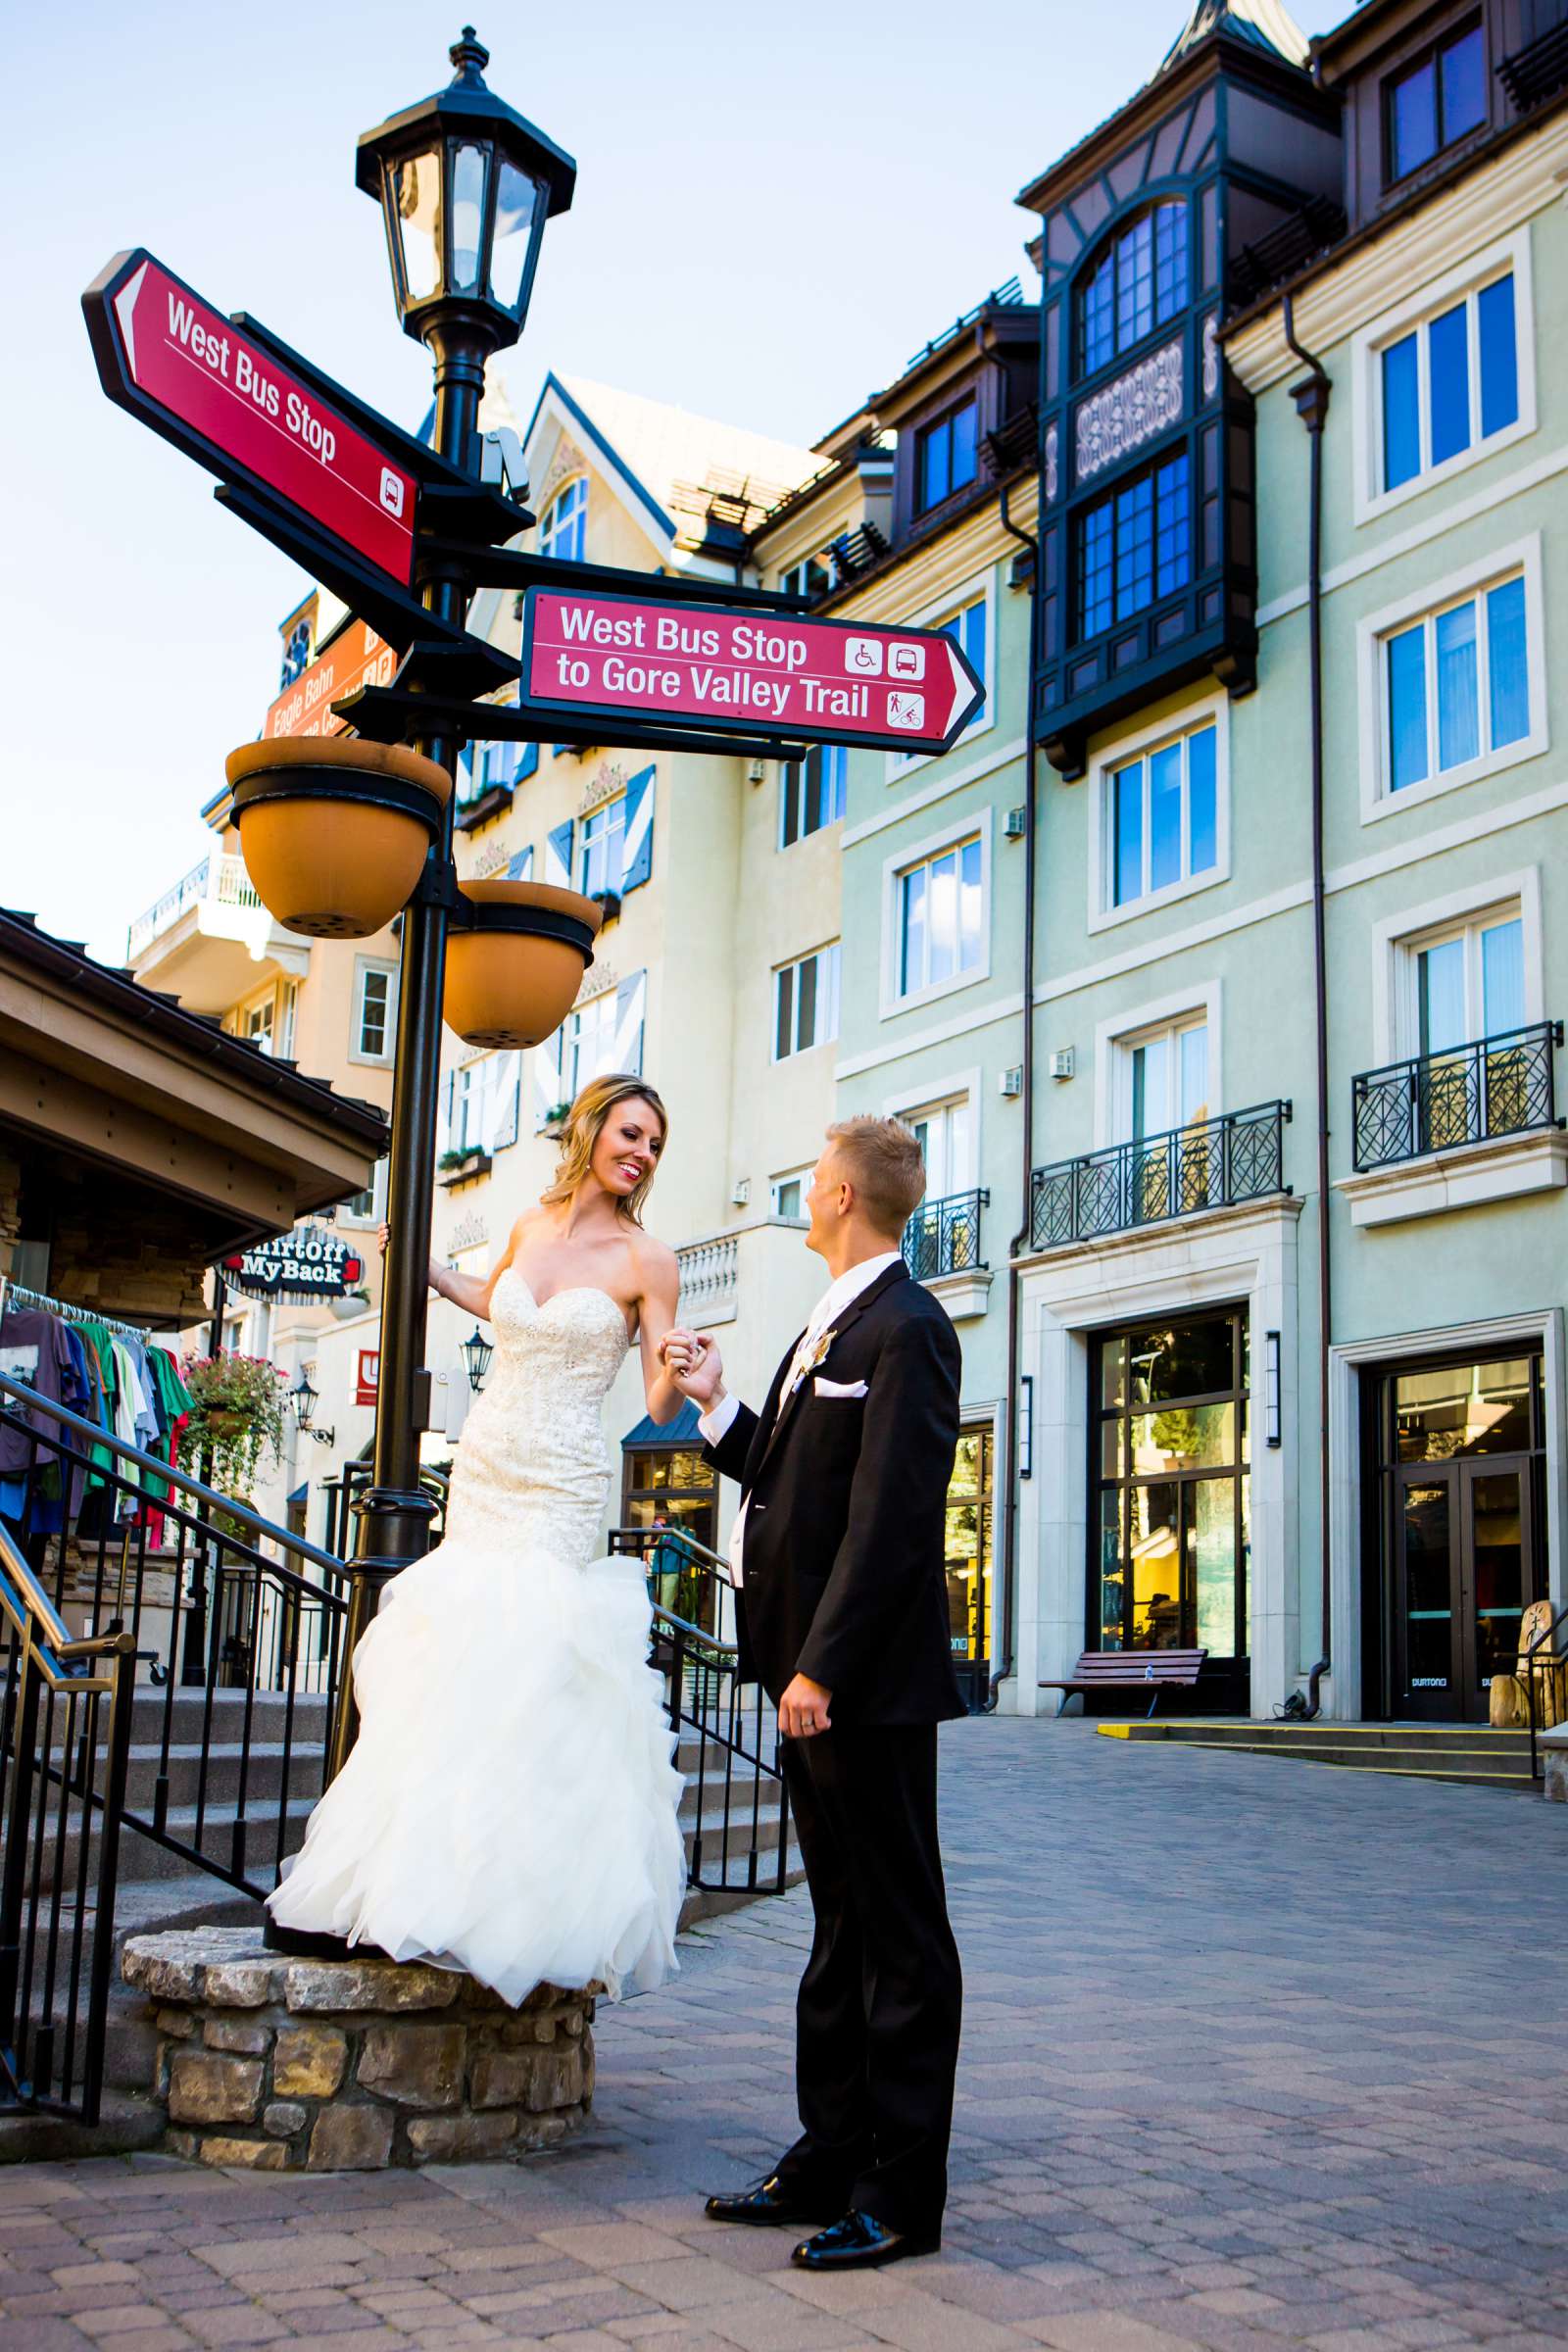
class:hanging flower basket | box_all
[181,1352,288,1503]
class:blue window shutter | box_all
[506,846,534,881]
[545,818,574,887]
[612,973,647,1075]
[532,1029,564,1126]
[436,1070,456,1157]
[621,767,656,893]
[517,740,540,782]
[485,1051,521,1152]
[457,744,476,804]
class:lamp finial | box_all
[450,24,490,81]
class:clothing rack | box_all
[0,1274,153,1345]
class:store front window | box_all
[1091,1310,1250,1682]
[621,1441,718,1630]
[944,1424,994,1708]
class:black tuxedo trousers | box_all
[701,1262,965,2236]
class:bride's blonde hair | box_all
[540,1074,668,1226]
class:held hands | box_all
[659,1327,724,1408]
[778,1673,833,1740]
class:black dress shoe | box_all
[790,2210,940,2270]
[705,2173,823,2227]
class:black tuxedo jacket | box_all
[702,1260,966,1727]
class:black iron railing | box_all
[1500,18,1568,113]
[1030,1102,1291,1250]
[0,1518,135,2125]
[1351,1021,1561,1171]
[1524,1599,1568,1784]
[320,1458,447,1559]
[610,1527,789,1898]
[904,1189,989,1282]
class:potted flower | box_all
[181,1352,288,1506]
[539,1099,573,1137]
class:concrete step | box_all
[1104,1719,1538,1789]
[119,1740,331,1814]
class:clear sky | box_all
[3,0,1335,966]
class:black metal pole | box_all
[326,323,490,1782]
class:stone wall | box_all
[122,1929,594,2172]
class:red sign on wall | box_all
[264,618,397,741]
[356,1350,379,1409]
[519,589,985,758]
[84,250,417,584]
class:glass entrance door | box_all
[1393,1456,1533,1721]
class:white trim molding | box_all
[1355,530,1547,823]
[1086,692,1231,934]
[1338,1128,1568,1227]
[1327,1309,1567,1721]
[1350,226,1536,528]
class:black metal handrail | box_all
[1524,1599,1568,1784]
[904,1188,989,1282]
[1351,1020,1561,1172]
[0,1517,135,2124]
[609,1526,789,1898]
[1030,1101,1291,1250]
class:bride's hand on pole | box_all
[381,1222,446,1299]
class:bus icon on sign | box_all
[888,643,925,681]
[379,467,406,518]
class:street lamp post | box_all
[326,28,578,1778]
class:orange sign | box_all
[263,617,396,740]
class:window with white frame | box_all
[1382,564,1532,798]
[353,960,398,1062]
[1102,716,1219,915]
[890,591,989,772]
[539,477,587,563]
[896,834,985,1001]
[1378,270,1520,498]
[578,794,625,899]
[244,997,274,1056]
[773,943,840,1060]
[780,744,847,846]
[342,1155,389,1228]
[563,989,620,1093]
[1398,902,1526,1059]
[276,980,298,1062]
[1117,1012,1210,1145]
[769,1168,812,1223]
[906,1096,974,1201]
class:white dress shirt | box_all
[699,1250,903,1588]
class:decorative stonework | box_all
[122,1930,595,2172]
[470,841,514,880]
[1075,339,1184,482]
[447,1211,489,1256]
[573,962,620,1008]
[537,435,588,512]
[1044,421,1058,504]
[577,759,629,817]
[1202,314,1220,401]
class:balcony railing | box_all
[677,1233,738,1327]
[1351,1021,1562,1172]
[1031,1102,1291,1250]
[904,1189,988,1282]
[125,855,263,960]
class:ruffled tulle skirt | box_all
[268,1541,686,2004]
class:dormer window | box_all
[916,398,978,514]
[539,476,587,562]
[1386,19,1485,183]
[1077,201,1189,378]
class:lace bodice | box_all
[440,1266,631,1564]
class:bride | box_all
[269,1074,691,2004]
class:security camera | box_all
[479,428,529,502]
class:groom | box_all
[661,1114,965,2272]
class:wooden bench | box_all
[1039,1648,1207,1719]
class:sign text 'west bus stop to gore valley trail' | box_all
[520,589,985,758]
[84,251,418,586]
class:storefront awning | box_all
[621,1398,704,1450]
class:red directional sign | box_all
[83,250,417,585]
[519,588,985,757]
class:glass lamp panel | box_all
[1386,623,1429,790]
[1382,333,1421,486]
[1486,576,1529,749]
[1428,303,1471,466]
[490,160,542,312]
[450,142,490,295]
[1435,599,1480,769]
[394,150,443,302]
[1478,276,1518,438]
[1149,742,1183,892]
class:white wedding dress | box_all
[268,1267,687,2003]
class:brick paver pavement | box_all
[4,1718,1568,2352]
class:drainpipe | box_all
[989,469,1041,1711]
[1282,293,1333,1718]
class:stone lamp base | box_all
[122,1928,595,2171]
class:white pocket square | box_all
[813,1375,868,1398]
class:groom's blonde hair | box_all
[824,1115,926,1239]
[542,1074,668,1225]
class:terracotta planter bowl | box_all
[225,739,454,940]
[445,880,602,1051]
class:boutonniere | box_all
[791,1326,839,1394]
